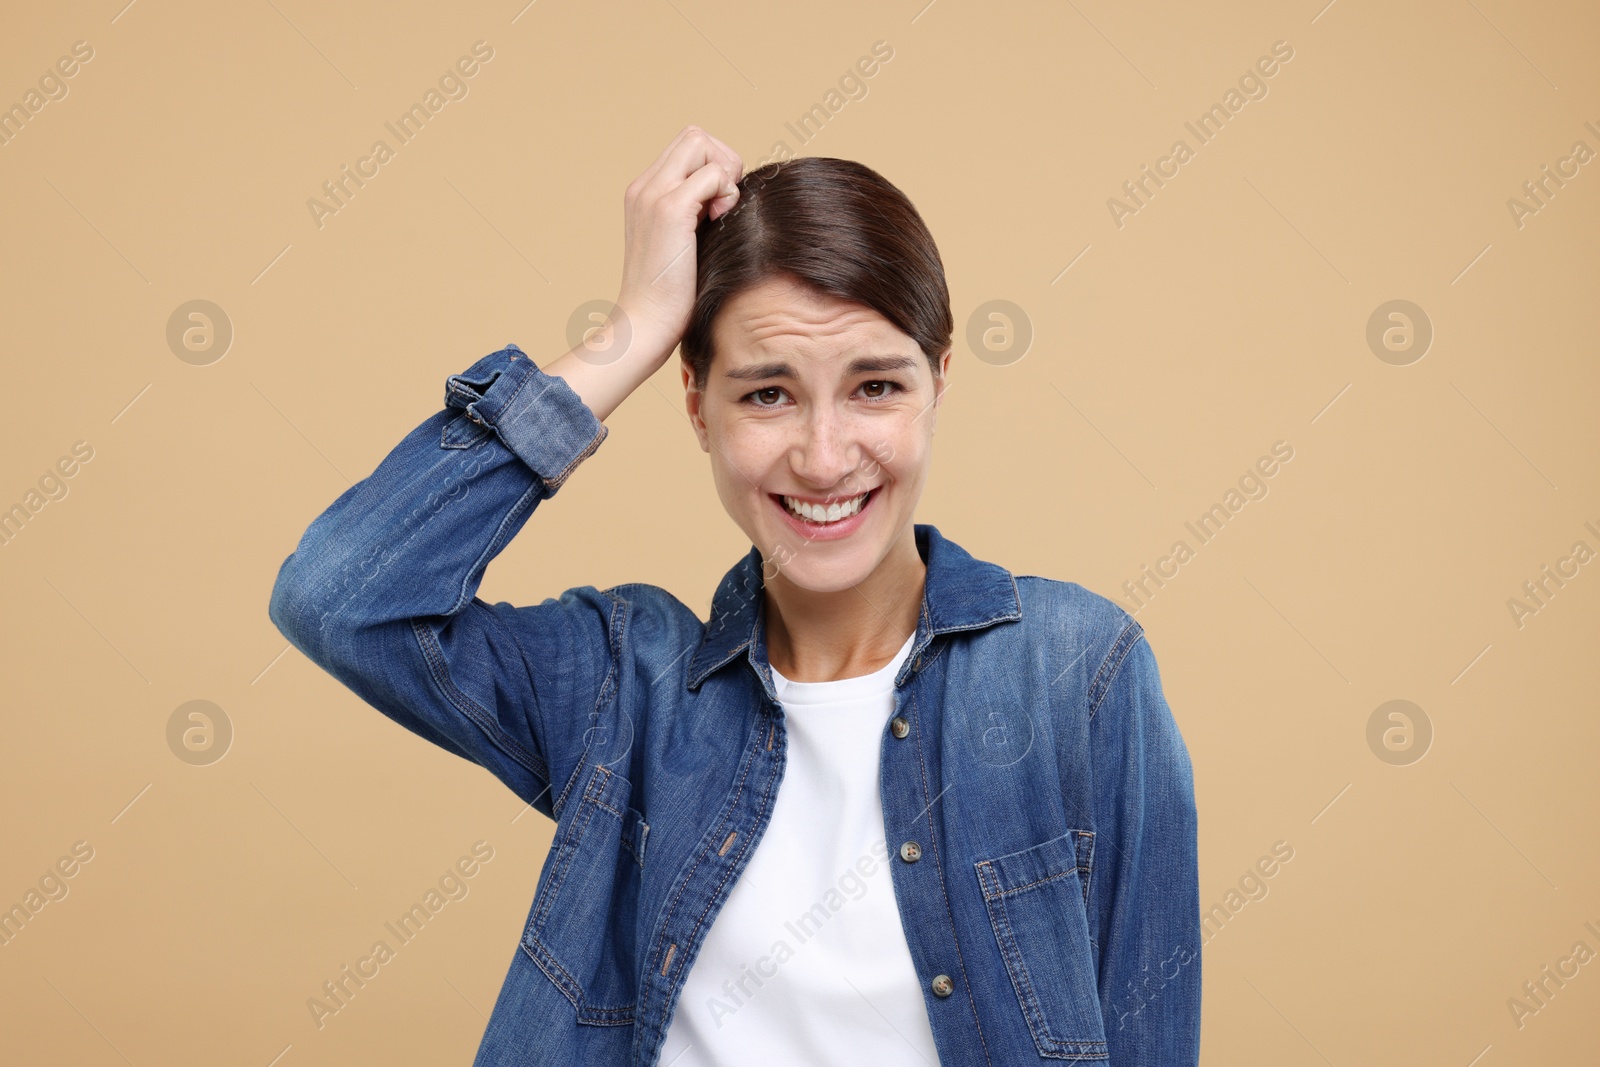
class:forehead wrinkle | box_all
[741,306,880,346]
[729,312,904,375]
[712,281,917,379]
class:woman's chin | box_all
[767,556,873,595]
[754,520,880,591]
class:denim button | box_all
[931,973,954,997]
[890,716,909,739]
[899,840,922,863]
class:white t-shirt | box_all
[660,630,938,1065]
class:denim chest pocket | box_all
[974,829,1107,1061]
[521,763,648,1026]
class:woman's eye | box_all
[744,381,900,406]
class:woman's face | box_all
[682,274,951,595]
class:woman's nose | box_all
[789,410,867,488]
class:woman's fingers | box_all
[638,126,742,208]
[614,126,746,367]
[698,130,745,219]
[698,128,744,183]
[670,157,739,224]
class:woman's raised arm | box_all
[267,344,617,818]
[266,125,744,817]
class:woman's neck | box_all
[761,533,925,683]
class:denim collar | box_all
[686,523,1022,692]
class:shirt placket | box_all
[637,696,789,1066]
[880,652,993,1066]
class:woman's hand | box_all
[541,127,742,423]
[615,126,743,369]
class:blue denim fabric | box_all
[268,344,1202,1066]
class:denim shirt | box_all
[268,344,1202,1066]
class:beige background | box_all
[2,0,1596,1063]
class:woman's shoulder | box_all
[1011,573,1139,636]
[1011,572,1149,673]
[1008,574,1153,718]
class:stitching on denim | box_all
[914,600,942,673]
[445,369,500,407]
[488,350,535,423]
[586,764,625,817]
[1076,830,1095,910]
[978,863,1083,900]
[1079,831,1096,907]
[621,808,648,868]
[1087,618,1144,720]
[520,935,637,1024]
[440,410,490,450]
[979,864,1053,1050]
[602,589,626,711]
[520,936,586,1015]
[551,753,586,822]
[688,636,751,690]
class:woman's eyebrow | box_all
[721,354,920,381]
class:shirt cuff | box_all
[443,343,609,491]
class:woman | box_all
[269,126,1200,1066]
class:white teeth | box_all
[782,491,869,524]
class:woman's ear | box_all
[931,346,953,433]
[681,357,711,453]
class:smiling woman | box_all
[269,125,1201,1066]
[674,156,957,679]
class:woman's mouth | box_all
[768,488,877,541]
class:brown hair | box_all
[680,156,953,390]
